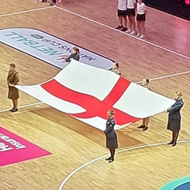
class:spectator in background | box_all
[116,0,128,32]
[136,0,147,39]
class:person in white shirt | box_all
[136,0,147,39]
[126,0,137,35]
[116,0,128,32]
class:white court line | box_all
[136,69,190,83]
[0,102,43,114]
[0,6,54,18]
[58,140,190,190]
[56,6,190,61]
[150,70,190,81]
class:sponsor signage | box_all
[0,28,114,69]
[0,126,51,167]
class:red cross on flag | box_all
[16,60,175,131]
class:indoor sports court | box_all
[1,0,190,189]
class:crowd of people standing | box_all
[116,0,147,38]
[37,0,146,38]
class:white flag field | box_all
[16,60,175,131]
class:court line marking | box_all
[58,140,190,190]
[0,102,43,114]
[0,6,54,18]
[147,70,190,82]
[55,6,190,61]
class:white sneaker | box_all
[130,30,136,35]
[136,33,141,37]
[126,29,131,33]
[139,34,145,39]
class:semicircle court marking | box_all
[160,176,190,190]
[174,182,190,190]
[58,140,190,190]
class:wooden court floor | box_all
[0,0,190,189]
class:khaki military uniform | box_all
[7,70,19,99]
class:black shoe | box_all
[121,27,127,32]
[105,157,111,161]
[108,158,114,163]
[172,141,177,147]
[137,125,145,129]
[11,108,18,112]
[143,127,148,131]
[116,25,123,29]
[167,141,174,145]
[9,108,14,112]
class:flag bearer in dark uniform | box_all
[167,91,184,147]
[104,110,118,163]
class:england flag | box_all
[16,60,174,131]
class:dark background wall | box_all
[144,0,190,21]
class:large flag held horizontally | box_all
[16,60,175,131]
